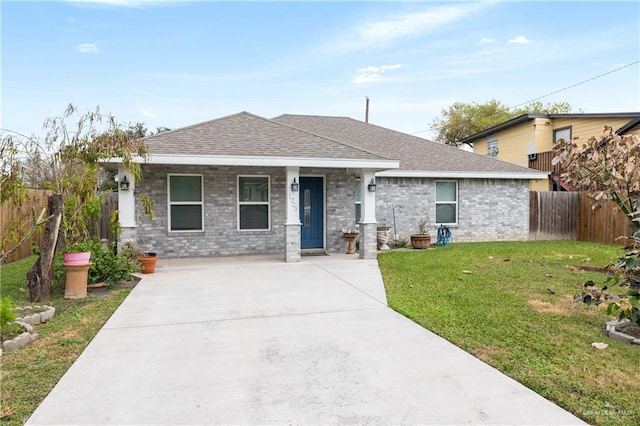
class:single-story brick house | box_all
[111,112,547,262]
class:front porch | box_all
[116,164,383,262]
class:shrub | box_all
[1,296,19,343]
[575,235,640,326]
[58,238,137,286]
[1,296,17,329]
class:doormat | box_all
[301,252,329,257]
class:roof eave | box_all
[102,154,400,170]
[459,114,540,145]
[376,170,549,180]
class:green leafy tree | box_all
[431,99,573,146]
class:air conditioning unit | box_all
[528,153,537,161]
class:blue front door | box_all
[300,177,324,249]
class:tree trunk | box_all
[27,194,63,302]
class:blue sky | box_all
[2,0,639,139]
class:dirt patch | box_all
[618,323,640,339]
[474,345,505,363]
[528,298,573,316]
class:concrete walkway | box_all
[27,254,584,425]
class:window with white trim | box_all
[238,176,270,230]
[168,174,203,231]
[435,181,457,225]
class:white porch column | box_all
[284,167,301,262]
[117,165,136,248]
[359,169,378,259]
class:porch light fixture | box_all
[367,178,377,193]
[290,177,299,192]
[120,175,130,191]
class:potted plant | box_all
[410,212,432,249]
[63,244,91,265]
[123,242,158,274]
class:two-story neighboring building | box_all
[459,113,640,191]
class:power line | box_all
[511,60,640,108]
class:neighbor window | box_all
[487,138,499,158]
[554,126,572,143]
[238,176,270,230]
[168,174,203,231]
[435,181,457,225]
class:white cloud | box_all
[139,109,158,119]
[508,35,533,44]
[354,64,402,84]
[77,43,100,53]
[330,3,486,51]
[481,37,494,43]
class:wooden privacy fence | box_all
[1,190,119,264]
[530,191,632,245]
[1,189,52,264]
[94,192,119,244]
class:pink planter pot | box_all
[63,251,91,265]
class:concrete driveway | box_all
[27,254,584,425]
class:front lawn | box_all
[379,241,640,426]
[0,256,132,425]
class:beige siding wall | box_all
[529,178,550,192]
[472,120,536,168]
[473,117,637,163]
[532,118,555,153]
[472,115,637,193]
[551,117,633,145]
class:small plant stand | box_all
[343,232,359,254]
[63,263,91,299]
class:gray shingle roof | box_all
[273,114,537,174]
[143,111,390,161]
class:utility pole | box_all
[365,96,369,123]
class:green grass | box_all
[0,255,131,425]
[379,241,640,426]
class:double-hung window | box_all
[238,176,270,230]
[435,181,457,225]
[168,174,203,231]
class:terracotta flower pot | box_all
[139,255,157,274]
[410,234,432,249]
